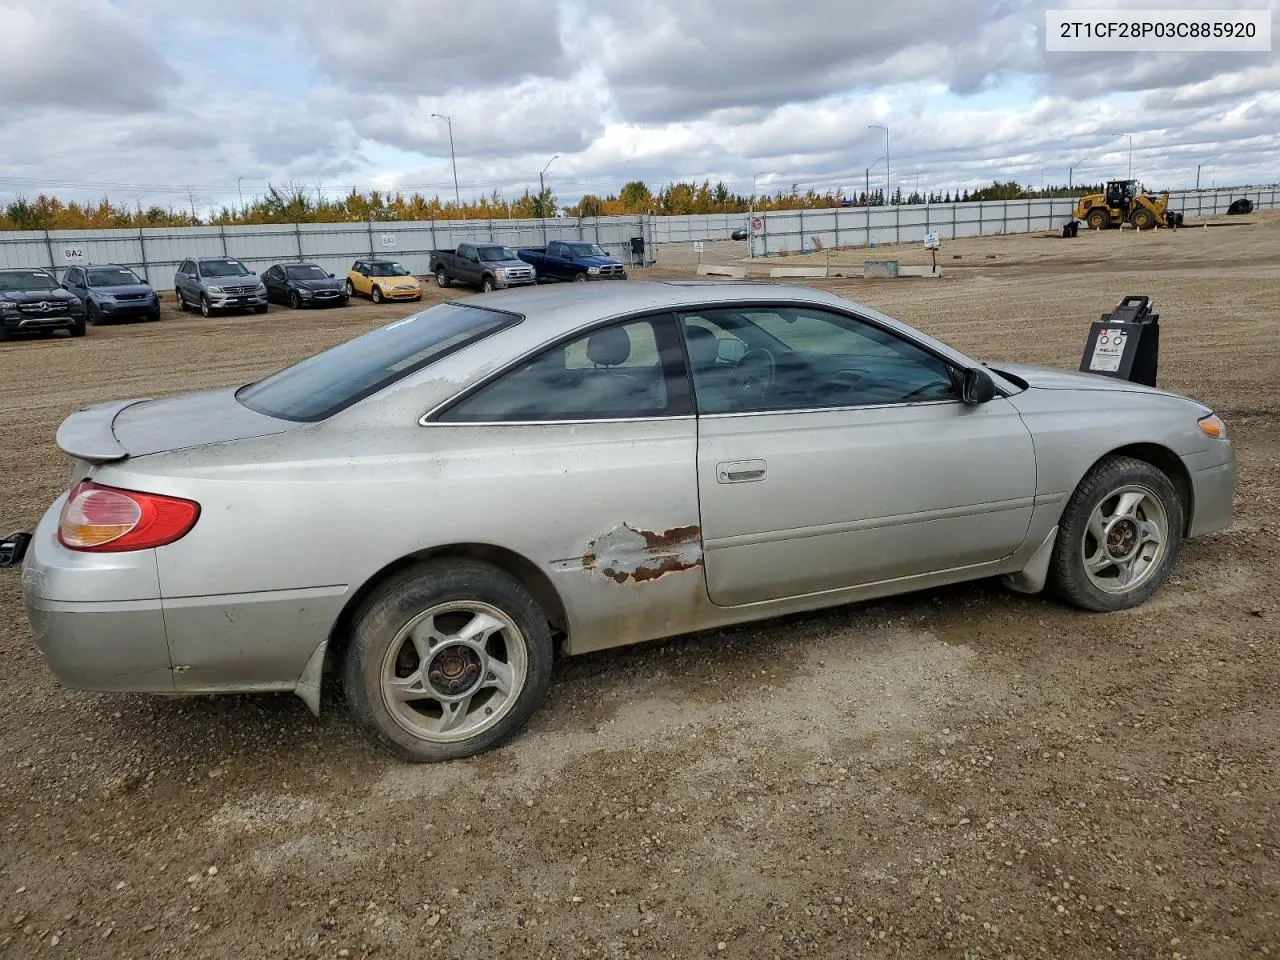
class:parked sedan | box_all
[262,262,349,309]
[61,264,160,324]
[345,259,422,303]
[14,282,1235,763]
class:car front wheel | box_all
[436,268,449,288]
[1048,455,1184,612]
[342,559,554,762]
[200,295,212,318]
[176,289,189,312]
[345,279,355,297]
[289,290,300,309]
[371,285,383,304]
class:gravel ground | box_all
[1,217,1277,959]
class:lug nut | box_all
[429,671,443,683]
[466,664,479,677]
[449,679,460,692]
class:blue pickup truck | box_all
[517,240,628,283]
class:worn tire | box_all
[1131,209,1155,229]
[1048,455,1185,612]
[1086,208,1109,230]
[342,559,554,762]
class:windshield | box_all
[367,261,410,277]
[285,264,330,281]
[566,243,607,257]
[235,303,522,422]
[87,266,143,287]
[476,246,518,261]
[201,259,252,277]
[0,270,58,292]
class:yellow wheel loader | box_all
[1072,179,1185,230]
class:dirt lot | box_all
[1,216,1278,959]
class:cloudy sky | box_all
[1,0,1276,214]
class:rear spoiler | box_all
[55,398,151,463]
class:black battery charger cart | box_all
[1079,295,1160,387]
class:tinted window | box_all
[200,259,252,278]
[64,268,81,285]
[0,270,58,292]
[678,306,959,414]
[87,266,142,286]
[285,264,328,280]
[367,261,409,276]
[476,245,517,261]
[236,303,522,422]
[438,315,692,422]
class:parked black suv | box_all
[0,268,87,341]
[261,261,349,309]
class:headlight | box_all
[207,285,224,295]
[256,283,267,293]
[493,268,507,278]
[299,288,313,298]
[588,266,601,275]
[1198,413,1226,439]
[0,300,17,310]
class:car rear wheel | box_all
[342,559,554,762]
[288,290,301,309]
[436,268,449,288]
[371,285,383,304]
[1048,455,1184,612]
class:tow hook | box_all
[0,533,31,569]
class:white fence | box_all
[651,185,1279,254]
[0,185,1273,279]
[0,216,656,286]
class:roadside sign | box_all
[751,217,763,231]
[692,241,704,253]
[380,233,396,248]
[924,233,940,249]
[61,246,87,264]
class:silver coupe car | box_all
[16,282,1236,762]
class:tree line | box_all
[0,178,1111,231]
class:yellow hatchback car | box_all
[346,259,423,303]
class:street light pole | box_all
[431,113,460,207]
[1069,157,1087,192]
[237,177,245,211]
[869,124,889,202]
[865,156,884,203]
[538,155,558,219]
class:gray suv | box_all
[174,256,268,317]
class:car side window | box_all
[65,268,80,286]
[677,306,960,414]
[436,314,693,422]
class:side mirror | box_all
[961,367,997,405]
[717,339,747,363]
[328,272,335,278]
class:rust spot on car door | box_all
[581,522,703,584]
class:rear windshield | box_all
[235,302,521,422]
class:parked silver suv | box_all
[174,256,268,317]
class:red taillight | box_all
[57,481,200,552]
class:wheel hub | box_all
[1106,518,1139,559]
[427,645,482,695]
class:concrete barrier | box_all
[696,263,747,278]
[898,265,941,278]
[863,260,900,278]
[767,266,828,278]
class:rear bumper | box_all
[19,494,341,697]
[1185,442,1237,538]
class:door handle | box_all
[717,459,766,483]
